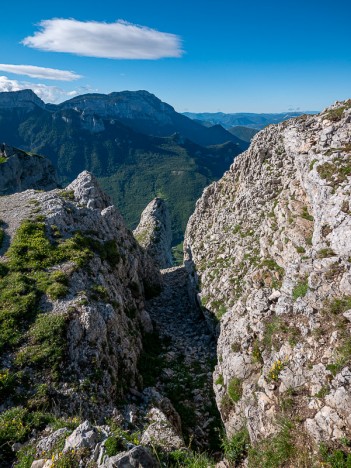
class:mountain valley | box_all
[0,90,247,246]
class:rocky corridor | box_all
[144,266,222,452]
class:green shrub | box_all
[14,444,36,468]
[0,271,38,351]
[309,159,318,170]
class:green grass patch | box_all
[0,407,56,466]
[317,247,336,258]
[325,297,351,315]
[104,435,125,457]
[222,428,250,465]
[319,442,351,467]
[325,101,351,122]
[58,190,75,200]
[292,278,308,300]
[260,258,285,289]
[248,419,295,468]
[301,206,314,222]
[227,377,243,403]
[15,313,67,377]
[309,159,318,170]
[172,241,183,266]
[215,374,224,386]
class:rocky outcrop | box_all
[0,171,161,423]
[0,144,57,195]
[184,100,351,461]
[134,198,172,269]
[30,420,159,467]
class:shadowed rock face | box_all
[184,100,351,457]
[0,144,57,195]
[134,198,172,269]
[0,89,45,110]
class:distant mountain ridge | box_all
[0,89,244,148]
[0,89,246,244]
[183,110,318,129]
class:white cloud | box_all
[0,76,80,103]
[22,18,183,59]
[0,64,81,81]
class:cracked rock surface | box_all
[184,100,351,456]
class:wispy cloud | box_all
[22,18,183,59]
[0,76,80,103]
[0,64,81,81]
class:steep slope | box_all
[0,144,57,195]
[0,168,222,467]
[185,100,351,465]
[0,171,161,465]
[0,90,245,243]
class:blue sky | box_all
[1,0,350,112]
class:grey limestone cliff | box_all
[134,198,172,269]
[184,100,351,462]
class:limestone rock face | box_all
[0,171,161,419]
[184,100,351,451]
[59,90,175,127]
[134,198,172,269]
[0,144,57,195]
